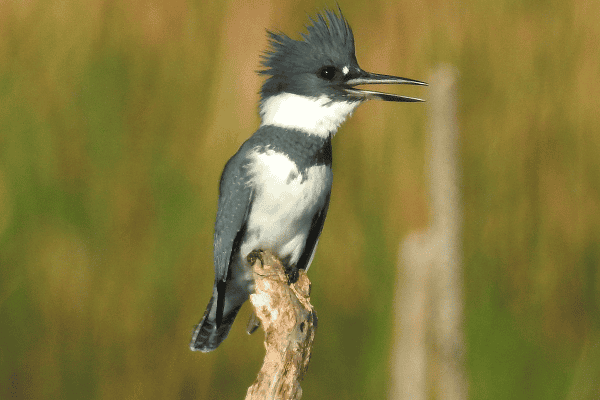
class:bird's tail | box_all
[189,294,242,352]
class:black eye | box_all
[318,66,337,81]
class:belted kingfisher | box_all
[190,8,426,352]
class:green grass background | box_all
[1,0,599,398]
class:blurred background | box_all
[1,0,599,398]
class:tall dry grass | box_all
[1,0,599,398]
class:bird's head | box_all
[258,8,427,137]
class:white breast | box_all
[242,149,332,267]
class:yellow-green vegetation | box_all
[0,0,598,399]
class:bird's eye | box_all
[318,66,337,81]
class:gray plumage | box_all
[191,125,332,352]
[190,7,426,352]
[213,125,332,282]
[260,9,358,101]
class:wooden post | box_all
[245,251,317,400]
[390,65,468,400]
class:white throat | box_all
[259,93,361,138]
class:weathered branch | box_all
[245,251,317,400]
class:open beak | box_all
[344,70,427,102]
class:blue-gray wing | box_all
[213,150,254,282]
[295,192,330,271]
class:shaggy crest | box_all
[259,8,358,97]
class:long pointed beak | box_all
[344,71,427,102]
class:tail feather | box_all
[190,295,242,352]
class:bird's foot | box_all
[246,249,264,266]
[247,250,298,284]
[284,265,300,285]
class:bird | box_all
[190,8,426,352]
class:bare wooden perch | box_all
[245,251,317,400]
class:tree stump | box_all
[244,251,317,400]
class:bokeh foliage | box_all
[1,0,599,399]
